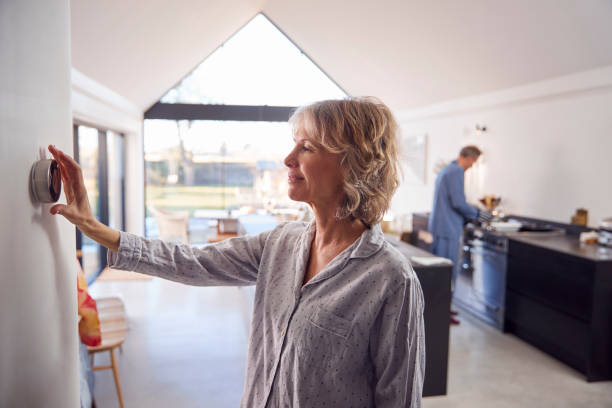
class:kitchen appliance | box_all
[598,218,612,247]
[456,220,564,330]
[456,226,508,329]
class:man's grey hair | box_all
[459,145,482,158]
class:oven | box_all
[455,227,508,330]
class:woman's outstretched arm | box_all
[48,145,120,252]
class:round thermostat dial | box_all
[31,159,62,203]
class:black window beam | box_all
[98,128,109,276]
[73,124,82,268]
[145,103,296,122]
[73,122,126,285]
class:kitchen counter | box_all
[457,214,612,381]
[386,233,450,266]
[505,231,612,381]
[385,234,451,396]
[509,233,612,263]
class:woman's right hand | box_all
[47,145,95,229]
[48,145,121,251]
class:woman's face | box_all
[284,121,345,210]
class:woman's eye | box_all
[300,146,312,152]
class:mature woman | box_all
[49,97,425,407]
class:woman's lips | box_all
[288,175,304,184]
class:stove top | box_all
[468,220,564,236]
[464,221,566,250]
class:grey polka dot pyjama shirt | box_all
[108,221,425,407]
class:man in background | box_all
[428,145,491,324]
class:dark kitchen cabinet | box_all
[505,238,612,381]
[387,236,451,396]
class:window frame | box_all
[73,121,126,284]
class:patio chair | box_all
[148,206,190,244]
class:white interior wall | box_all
[71,69,145,235]
[0,0,78,406]
[391,65,612,229]
[70,0,262,110]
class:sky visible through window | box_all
[160,13,346,106]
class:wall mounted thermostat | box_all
[31,159,62,203]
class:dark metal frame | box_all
[97,129,109,277]
[73,121,126,285]
[73,124,82,267]
[145,103,296,122]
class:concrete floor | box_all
[89,278,612,408]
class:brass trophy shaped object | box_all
[479,195,502,220]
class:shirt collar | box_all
[294,221,386,290]
[299,220,385,259]
[348,223,385,259]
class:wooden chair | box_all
[88,296,128,408]
[148,205,191,244]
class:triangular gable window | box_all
[143,14,347,244]
[159,13,346,107]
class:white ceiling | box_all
[70,0,612,112]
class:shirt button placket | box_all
[264,298,301,407]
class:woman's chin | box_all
[287,190,306,202]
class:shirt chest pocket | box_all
[296,308,352,370]
[306,308,352,340]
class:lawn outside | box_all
[146,185,242,214]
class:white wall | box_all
[72,69,145,235]
[0,0,78,406]
[392,65,612,229]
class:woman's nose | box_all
[284,149,297,168]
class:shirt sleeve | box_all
[369,273,426,408]
[107,229,272,286]
[446,167,479,220]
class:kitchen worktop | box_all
[506,232,612,381]
[508,233,612,263]
[385,234,450,267]
[384,234,451,396]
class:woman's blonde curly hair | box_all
[289,97,400,226]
